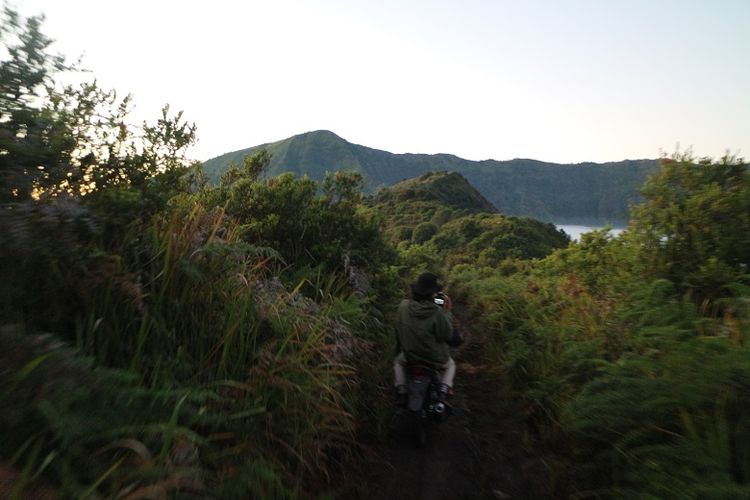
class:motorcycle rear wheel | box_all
[410,412,428,448]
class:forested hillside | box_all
[369,171,569,270]
[3,10,750,499]
[442,153,750,497]
[203,130,658,224]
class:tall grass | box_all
[1,201,379,497]
[452,227,750,497]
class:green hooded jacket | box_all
[396,298,453,365]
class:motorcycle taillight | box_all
[410,366,425,377]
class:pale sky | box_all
[12,0,750,163]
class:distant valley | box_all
[202,130,659,224]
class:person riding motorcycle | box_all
[393,272,457,405]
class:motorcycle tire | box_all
[411,412,428,448]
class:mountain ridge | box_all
[202,130,659,224]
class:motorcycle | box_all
[404,363,452,447]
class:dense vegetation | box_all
[369,171,570,273]
[445,153,750,498]
[202,130,658,225]
[0,11,397,498]
[3,9,749,500]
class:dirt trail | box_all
[362,307,549,500]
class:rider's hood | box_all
[408,299,439,319]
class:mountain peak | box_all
[286,130,347,146]
[375,171,498,214]
[295,129,343,140]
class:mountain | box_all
[370,171,570,262]
[373,171,498,214]
[202,130,659,224]
[370,171,498,244]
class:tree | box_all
[0,7,199,328]
[222,163,393,272]
[630,153,750,302]
[412,222,437,244]
[0,7,67,201]
[0,7,197,204]
[322,170,364,205]
[220,149,271,187]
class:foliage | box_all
[371,171,569,272]
[219,148,271,186]
[221,158,396,275]
[1,196,376,497]
[434,214,569,267]
[565,313,750,498]
[370,171,498,246]
[0,198,98,333]
[538,227,637,297]
[630,153,750,304]
[0,8,196,204]
[0,7,66,202]
[1,326,208,498]
[0,9,395,498]
[373,171,498,214]
[412,221,438,244]
[454,154,750,497]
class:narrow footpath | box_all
[362,306,550,500]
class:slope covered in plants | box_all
[446,153,750,498]
[370,171,570,272]
[0,11,396,498]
